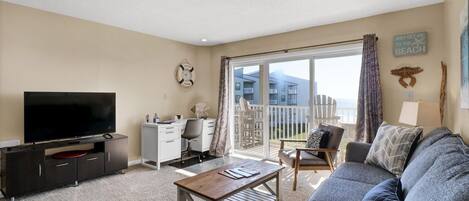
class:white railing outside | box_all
[234,104,357,161]
[243,88,254,94]
[336,108,357,124]
[234,104,357,142]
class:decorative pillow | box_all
[365,122,422,176]
[305,129,330,157]
[362,178,403,201]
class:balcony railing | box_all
[243,88,254,94]
[269,89,278,94]
[233,104,357,161]
[287,89,297,94]
[234,104,356,140]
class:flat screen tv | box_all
[24,92,116,143]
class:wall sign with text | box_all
[393,32,428,57]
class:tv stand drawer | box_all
[77,153,105,181]
[45,158,77,189]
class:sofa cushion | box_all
[407,127,452,163]
[362,178,403,201]
[400,134,463,196]
[278,149,328,166]
[309,177,375,201]
[365,122,422,176]
[331,162,395,185]
[402,136,469,201]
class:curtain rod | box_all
[226,37,378,60]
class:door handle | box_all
[56,163,69,167]
[39,164,42,176]
[87,157,98,161]
[108,152,111,162]
[166,140,175,143]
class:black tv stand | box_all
[0,134,128,200]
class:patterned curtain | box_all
[210,56,232,157]
[355,34,383,143]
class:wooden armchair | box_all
[278,124,344,191]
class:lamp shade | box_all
[399,101,441,127]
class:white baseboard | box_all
[128,158,141,166]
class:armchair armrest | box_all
[294,148,337,153]
[280,139,307,149]
[345,142,371,163]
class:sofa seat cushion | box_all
[331,162,395,185]
[278,149,328,166]
[309,177,375,201]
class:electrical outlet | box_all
[0,139,20,148]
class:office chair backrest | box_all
[182,119,203,140]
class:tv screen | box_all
[24,92,116,143]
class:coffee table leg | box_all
[177,187,186,201]
[276,172,280,200]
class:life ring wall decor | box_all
[176,61,196,87]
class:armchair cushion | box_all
[278,149,328,166]
[318,124,344,161]
[305,129,330,157]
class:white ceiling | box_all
[5,0,443,46]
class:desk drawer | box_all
[159,126,179,141]
[160,138,181,162]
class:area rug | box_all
[11,157,329,201]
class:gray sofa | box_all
[309,128,469,201]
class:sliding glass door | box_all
[232,64,266,158]
[267,59,311,159]
[313,55,362,162]
[231,45,362,161]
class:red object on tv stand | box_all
[52,150,89,159]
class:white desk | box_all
[141,118,215,169]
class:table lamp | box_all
[399,101,441,135]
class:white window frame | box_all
[229,42,363,160]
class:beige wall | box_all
[1,0,465,162]
[210,4,445,128]
[0,2,213,161]
[444,0,468,142]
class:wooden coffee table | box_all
[174,160,284,201]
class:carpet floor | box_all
[6,156,330,201]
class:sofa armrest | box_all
[345,142,371,163]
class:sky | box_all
[240,55,362,100]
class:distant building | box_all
[234,68,310,106]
